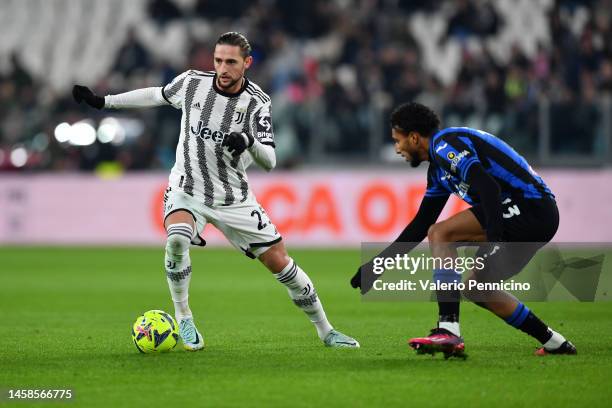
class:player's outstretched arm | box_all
[351,194,449,293]
[72,85,169,109]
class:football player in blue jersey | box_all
[351,102,576,358]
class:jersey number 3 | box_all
[502,198,521,219]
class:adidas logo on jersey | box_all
[192,102,202,110]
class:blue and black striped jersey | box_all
[425,127,554,205]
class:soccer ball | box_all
[132,310,179,353]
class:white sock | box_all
[173,299,192,321]
[543,328,566,350]
[275,259,333,340]
[165,223,194,321]
[438,321,461,337]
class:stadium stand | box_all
[0,0,610,171]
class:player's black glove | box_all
[350,261,379,295]
[72,85,105,110]
[350,267,362,289]
[222,132,254,156]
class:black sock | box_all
[504,302,552,344]
[434,269,461,323]
[437,293,460,323]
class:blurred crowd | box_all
[1,0,611,172]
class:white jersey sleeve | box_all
[248,139,276,171]
[161,70,191,109]
[104,87,167,108]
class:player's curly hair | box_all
[216,32,252,58]
[390,102,440,137]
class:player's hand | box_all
[350,267,362,289]
[222,132,254,156]
[72,85,105,109]
[350,262,379,295]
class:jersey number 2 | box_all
[251,210,268,230]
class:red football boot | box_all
[535,340,577,356]
[408,328,466,359]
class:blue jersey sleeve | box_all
[432,134,480,181]
[424,164,449,198]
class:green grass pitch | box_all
[1,247,611,407]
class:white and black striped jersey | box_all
[161,70,274,207]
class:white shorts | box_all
[163,187,282,258]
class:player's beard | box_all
[218,75,242,91]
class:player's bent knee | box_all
[427,223,449,243]
[166,223,193,255]
[166,234,190,255]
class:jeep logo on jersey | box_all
[190,120,229,144]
